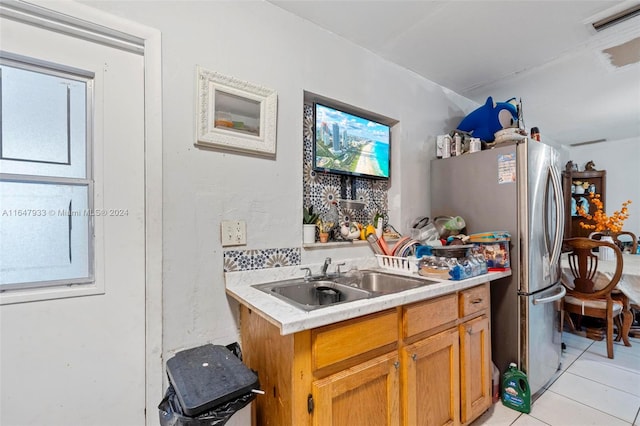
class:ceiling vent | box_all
[592,4,640,32]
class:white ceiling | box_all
[269,0,640,147]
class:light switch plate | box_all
[221,220,246,247]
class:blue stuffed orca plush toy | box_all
[456,97,519,142]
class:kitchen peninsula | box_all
[226,257,511,425]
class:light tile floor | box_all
[473,332,640,426]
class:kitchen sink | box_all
[253,279,371,311]
[253,270,440,311]
[337,270,439,295]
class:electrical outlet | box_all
[221,220,246,247]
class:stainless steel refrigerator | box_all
[430,140,565,396]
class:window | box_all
[0,53,94,291]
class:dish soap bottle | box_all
[501,363,531,413]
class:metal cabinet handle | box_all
[411,354,417,361]
[471,298,483,304]
[394,361,400,370]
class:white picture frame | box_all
[195,66,277,157]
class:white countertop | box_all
[225,257,512,335]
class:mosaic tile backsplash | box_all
[222,104,390,272]
[223,247,301,272]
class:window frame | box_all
[0,52,96,297]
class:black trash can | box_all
[158,343,259,426]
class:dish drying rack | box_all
[375,255,418,274]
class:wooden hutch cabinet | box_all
[562,165,606,239]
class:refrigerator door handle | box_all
[532,285,566,305]
[548,163,564,266]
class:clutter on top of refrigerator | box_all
[456,97,520,143]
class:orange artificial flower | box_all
[577,193,632,234]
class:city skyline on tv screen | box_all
[314,103,390,179]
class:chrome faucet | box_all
[321,257,332,276]
[334,262,346,276]
[300,258,347,281]
[300,267,312,281]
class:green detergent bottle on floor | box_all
[501,363,531,414]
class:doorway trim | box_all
[4,1,164,423]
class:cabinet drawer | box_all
[402,293,457,338]
[459,284,490,318]
[312,310,398,371]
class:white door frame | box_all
[8,1,164,423]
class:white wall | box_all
[569,137,640,235]
[83,0,475,404]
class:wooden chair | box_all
[589,231,638,254]
[561,237,626,359]
[611,231,639,338]
[614,231,638,254]
[589,231,638,338]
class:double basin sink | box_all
[253,269,438,311]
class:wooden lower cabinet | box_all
[312,352,400,426]
[240,283,492,426]
[403,328,460,426]
[401,285,492,426]
[459,315,491,424]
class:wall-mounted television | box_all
[313,102,390,180]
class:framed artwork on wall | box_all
[195,66,277,157]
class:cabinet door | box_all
[403,328,460,426]
[459,315,491,424]
[312,352,400,426]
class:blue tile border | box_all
[223,247,301,272]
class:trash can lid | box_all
[166,344,259,417]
